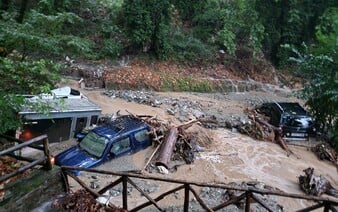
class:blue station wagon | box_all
[55,115,152,175]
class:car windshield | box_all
[79,131,109,158]
[285,116,313,128]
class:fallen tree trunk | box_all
[155,127,179,169]
[254,116,294,156]
[311,143,338,168]
[299,167,338,197]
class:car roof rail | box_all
[272,101,284,112]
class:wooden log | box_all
[142,141,162,172]
[155,127,178,169]
[255,116,295,156]
[177,118,218,131]
[255,116,279,131]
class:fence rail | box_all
[61,166,338,212]
[0,134,53,184]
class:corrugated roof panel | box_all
[19,98,101,115]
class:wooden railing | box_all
[61,166,338,212]
[0,134,53,184]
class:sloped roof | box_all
[19,98,101,119]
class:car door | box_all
[270,106,282,126]
[110,136,132,157]
[133,128,151,151]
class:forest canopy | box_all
[0,0,337,147]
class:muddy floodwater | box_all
[60,81,338,211]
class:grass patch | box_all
[161,76,214,92]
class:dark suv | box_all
[257,102,316,141]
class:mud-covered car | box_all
[256,102,316,141]
[55,115,152,175]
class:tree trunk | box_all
[17,0,29,23]
[155,127,178,169]
[0,0,10,11]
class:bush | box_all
[0,57,60,134]
[169,28,214,63]
[101,39,123,59]
[285,43,337,151]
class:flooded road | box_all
[67,83,338,210]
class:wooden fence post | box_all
[184,183,190,212]
[245,191,251,212]
[323,201,330,212]
[43,138,53,170]
[122,175,128,210]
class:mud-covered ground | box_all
[37,79,337,211]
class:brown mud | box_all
[54,79,338,211]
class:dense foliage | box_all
[0,58,60,133]
[1,0,336,62]
[0,0,337,145]
[285,7,337,150]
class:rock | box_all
[157,165,169,174]
[166,108,175,115]
[90,180,100,189]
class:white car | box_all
[31,87,87,100]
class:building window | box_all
[90,115,98,125]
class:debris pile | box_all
[62,61,107,88]
[103,90,160,107]
[238,108,293,155]
[311,143,338,167]
[139,115,215,174]
[298,167,338,197]
[52,189,123,211]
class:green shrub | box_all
[101,39,123,59]
[0,57,60,134]
[169,28,214,63]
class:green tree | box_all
[122,0,172,59]
[179,0,264,60]
[285,7,338,149]
[0,0,124,60]
[0,58,60,134]
[255,0,337,66]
